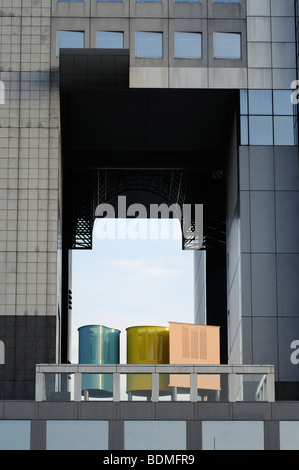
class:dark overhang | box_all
[59,49,238,251]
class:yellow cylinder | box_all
[126,326,170,397]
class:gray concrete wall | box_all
[1,400,299,450]
[239,146,299,389]
[0,1,59,399]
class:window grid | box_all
[240,90,298,147]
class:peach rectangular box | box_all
[168,322,220,391]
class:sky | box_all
[71,218,194,363]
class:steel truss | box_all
[67,168,226,252]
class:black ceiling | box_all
[59,49,238,251]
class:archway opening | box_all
[71,217,194,364]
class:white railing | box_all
[35,364,275,403]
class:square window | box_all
[249,90,272,116]
[96,32,124,49]
[124,421,186,450]
[274,116,295,145]
[213,32,241,59]
[203,421,264,450]
[249,116,273,145]
[136,32,163,58]
[273,90,295,116]
[174,32,202,59]
[57,31,84,56]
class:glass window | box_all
[58,0,84,2]
[240,89,248,115]
[96,32,124,49]
[274,117,295,145]
[46,421,109,450]
[136,0,162,2]
[280,422,299,450]
[175,0,201,2]
[174,32,202,59]
[240,116,249,145]
[249,90,272,116]
[213,32,241,59]
[214,0,240,3]
[0,421,31,450]
[124,421,186,450]
[57,31,84,56]
[136,32,163,58]
[249,116,273,145]
[202,421,264,450]
[273,90,295,116]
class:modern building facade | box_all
[0,0,299,451]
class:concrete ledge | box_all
[2,400,298,421]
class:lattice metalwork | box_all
[68,168,225,252]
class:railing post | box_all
[267,373,275,402]
[35,372,43,402]
[190,373,197,402]
[113,372,120,402]
[228,373,237,402]
[74,372,82,402]
[152,373,159,402]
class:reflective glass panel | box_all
[96,32,124,49]
[121,373,152,401]
[0,421,31,450]
[213,32,241,59]
[42,372,74,401]
[136,32,163,58]
[274,116,295,145]
[174,32,202,59]
[249,116,273,145]
[240,116,249,145]
[81,373,113,401]
[249,90,272,115]
[280,422,299,450]
[175,0,201,2]
[235,374,269,402]
[124,421,186,450]
[202,421,264,450]
[57,31,84,56]
[46,421,109,450]
[240,89,248,115]
[273,90,294,116]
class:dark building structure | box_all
[0,0,299,450]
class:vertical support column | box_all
[264,421,280,450]
[186,421,202,451]
[113,373,120,402]
[35,372,44,402]
[30,420,46,450]
[74,372,82,402]
[267,373,275,402]
[228,373,237,402]
[109,421,124,450]
[190,373,198,402]
[152,373,159,402]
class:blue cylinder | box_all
[78,325,120,398]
